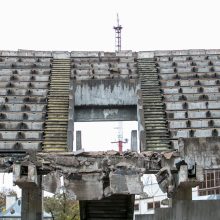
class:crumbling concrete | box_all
[179,137,220,169]
[2,49,220,219]
[0,150,174,200]
[0,148,205,202]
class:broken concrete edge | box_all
[137,49,220,59]
[0,150,174,199]
[178,136,220,169]
[1,149,203,200]
[1,49,220,58]
[156,161,204,198]
[0,150,179,172]
[0,50,135,58]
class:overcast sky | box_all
[1,0,220,52]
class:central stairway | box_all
[138,58,171,151]
[43,59,71,152]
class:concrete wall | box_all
[179,137,220,169]
[74,106,137,122]
[74,79,138,106]
[74,79,138,122]
[135,200,220,220]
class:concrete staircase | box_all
[80,195,134,220]
[43,59,71,152]
[138,58,171,151]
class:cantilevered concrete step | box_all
[138,58,172,151]
[43,59,71,152]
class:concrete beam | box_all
[3,150,178,200]
[71,51,104,57]
[74,79,138,106]
[52,51,70,59]
[74,106,137,122]
[138,51,154,59]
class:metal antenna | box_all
[113,13,123,52]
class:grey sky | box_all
[1,0,220,51]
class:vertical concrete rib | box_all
[138,58,171,151]
[43,59,71,152]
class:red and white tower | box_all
[111,122,127,153]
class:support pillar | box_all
[21,178,43,220]
[131,130,138,152]
[172,165,192,205]
[173,186,192,201]
[13,164,43,220]
[76,130,82,150]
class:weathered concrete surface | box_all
[135,200,220,220]
[74,105,137,121]
[74,79,138,106]
[179,137,220,169]
[67,78,74,152]
[65,173,104,200]
[21,179,43,220]
[110,172,143,194]
[109,161,143,195]
[1,149,206,201]
[42,171,61,194]
[39,151,160,200]
[1,150,173,200]
[136,87,146,152]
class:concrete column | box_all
[76,130,82,150]
[21,177,42,220]
[67,79,75,152]
[136,89,146,152]
[172,186,192,208]
[173,186,192,201]
[172,165,192,203]
[131,130,138,152]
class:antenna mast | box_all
[111,122,127,154]
[113,13,123,52]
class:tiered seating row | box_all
[156,54,220,141]
[71,57,137,80]
[0,56,52,151]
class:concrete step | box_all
[44,136,67,140]
[146,146,172,151]
[44,131,67,134]
[146,133,170,137]
[43,58,71,152]
[43,147,68,152]
[146,139,170,144]
[138,58,171,151]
